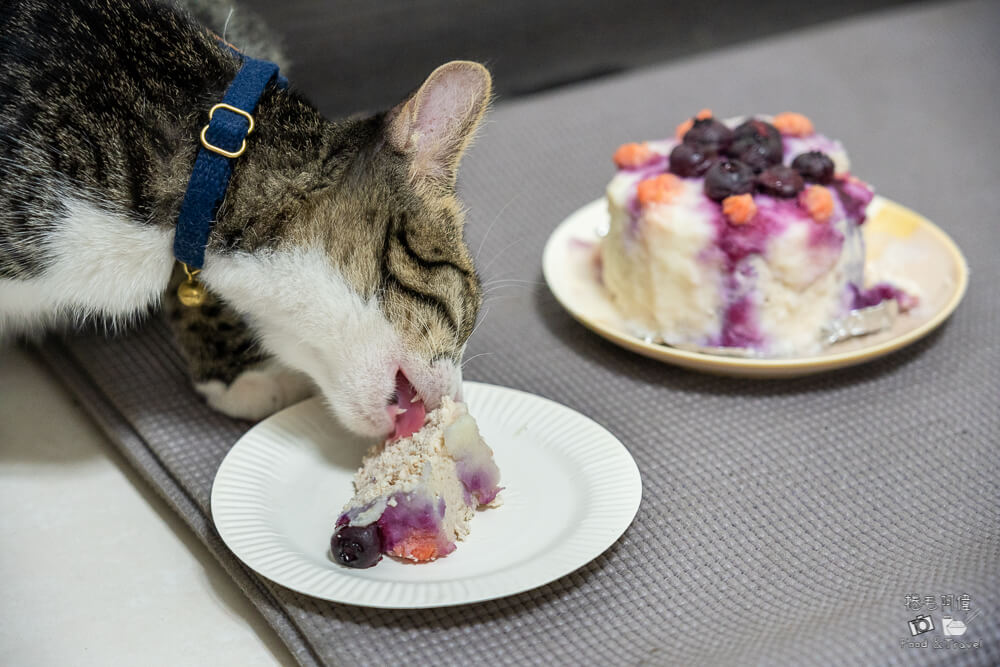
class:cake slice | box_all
[331,384,501,568]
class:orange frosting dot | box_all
[722,194,757,225]
[613,142,656,169]
[801,185,835,222]
[636,173,683,206]
[675,108,714,139]
[773,112,815,137]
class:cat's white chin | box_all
[314,365,399,438]
[201,247,462,438]
[315,358,462,439]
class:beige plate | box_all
[542,196,969,378]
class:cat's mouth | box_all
[387,370,426,440]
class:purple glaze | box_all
[711,192,846,266]
[850,282,918,311]
[714,294,760,348]
[704,192,849,350]
[373,491,444,551]
[697,199,762,349]
[714,195,792,270]
[807,213,845,249]
[456,460,502,506]
[831,177,875,224]
[626,191,642,221]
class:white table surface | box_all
[0,346,294,667]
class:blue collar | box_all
[173,51,288,277]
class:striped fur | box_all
[0,0,489,434]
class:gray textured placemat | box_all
[38,1,999,665]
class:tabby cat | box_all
[0,0,490,437]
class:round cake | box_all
[600,111,907,357]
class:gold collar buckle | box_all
[199,103,255,158]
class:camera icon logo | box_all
[908,615,935,636]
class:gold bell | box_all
[177,263,207,307]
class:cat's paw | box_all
[196,364,314,421]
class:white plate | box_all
[211,382,642,609]
[543,196,968,378]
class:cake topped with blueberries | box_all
[600,110,916,357]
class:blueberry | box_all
[731,119,782,146]
[682,118,733,152]
[669,143,715,177]
[756,165,804,198]
[733,142,778,172]
[704,159,755,201]
[727,119,783,172]
[332,524,383,568]
[791,151,835,184]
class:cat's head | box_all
[201,61,491,437]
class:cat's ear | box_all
[385,61,492,187]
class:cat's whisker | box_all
[461,352,493,369]
[481,280,545,292]
[474,194,518,262]
[481,282,543,299]
[478,236,527,275]
[483,277,545,286]
[222,8,235,42]
[467,304,490,340]
[482,282,522,291]
[481,290,527,303]
[482,296,524,310]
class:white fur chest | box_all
[0,197,175,336]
